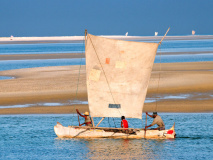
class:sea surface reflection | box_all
[53,137,173,159]
[83,139,168,159]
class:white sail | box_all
[85,34,158,119]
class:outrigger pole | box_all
[96,117,105,127]
[85,29,87,43]
[78,115,80,126]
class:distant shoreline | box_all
[0,35,213,44]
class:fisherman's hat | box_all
[84,111,89,116]
[153,112,158,115]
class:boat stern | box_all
[165,122,176,139]
[54,122,64,138]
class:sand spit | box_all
[0,62,213,114]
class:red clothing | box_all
[122,119,128,128]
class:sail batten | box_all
[86,34,158,119]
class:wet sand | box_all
[0,61,213,114]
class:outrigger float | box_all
[54,28,176,139]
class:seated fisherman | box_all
[121,116,128,129]
[76,109,92,127]
[145,112,165,130]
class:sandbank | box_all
[0,61,213,114]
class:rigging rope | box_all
[71,33,85,125]
[88,35,116,104]
[88,34,122,117]
[154,27,170,112]
[155,44,162,111]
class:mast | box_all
[85,29,95,127]
[85,29,87,45]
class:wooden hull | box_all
[54,122,176,139]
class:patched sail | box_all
[85,34,158,119]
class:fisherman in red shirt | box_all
[121,116,128,128]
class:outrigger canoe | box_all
[54,29,176,139]
[54,122,176,139]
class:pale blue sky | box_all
[0,0,212,37]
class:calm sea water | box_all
[0,39,213,55]
[0,43,84,55]
[0,59,85,71]
[0,39,213,72]
[0,113,212,159]
[158,39,213,52]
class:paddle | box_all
[78,115,80,126]
[144,113,147,138]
